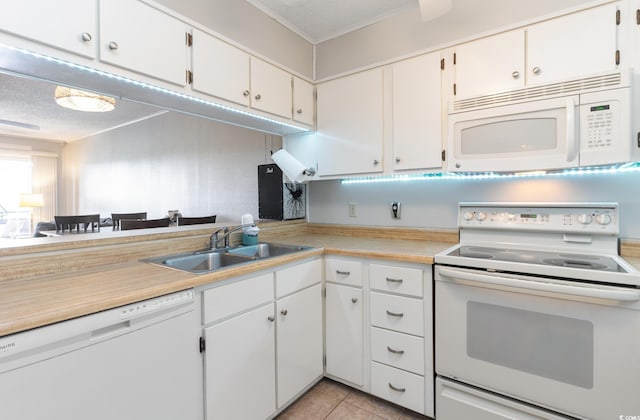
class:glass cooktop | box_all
[449,246,627,273]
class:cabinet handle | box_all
[280,309,288,316]
[387,346,405,355]
[386,310,404,318]
[386,277,403,284]
[255,94,262,100]
[336,270,350,276]
[296,108,303,114]
[395,157,401,163]
[81,32,92,42]
[351,297,358,303]
[388,383,406,393]
[108,41,119,50]
[373,159,379,165]
[532,66,541,75]
[243,90,250,97]
[511,70,520,79]
[267,316,275,322]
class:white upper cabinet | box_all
[99,0,188,86]
[453,3,619,99]
[392,52,443,171]
[293,77,315,126]
[453,29,524,99]
[526,3,618,85]
[250,58,293,119]
[0,0,96,58]
[191,29,250,106]
[316,68,384,176]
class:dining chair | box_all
[120,217,171,230]
[111,212,147,230]
[177,215,217,226]
[55,214,101,233]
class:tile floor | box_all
[276,378,432,420]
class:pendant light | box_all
[419,0,453,21]
[54,86,116,112]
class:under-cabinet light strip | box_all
[6,45,309,132]
[341,162,640,184]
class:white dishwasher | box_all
[0,289,202,420]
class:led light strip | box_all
[341,162,640,185]
[5,45,310,132]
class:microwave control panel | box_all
[582,101,617,150]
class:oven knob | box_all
[475,211,487,221]
[463,211,474,221]
[596,214,612,225]
[577,214,593,224]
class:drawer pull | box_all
[386,310,404,318]
[267,316,275,322]
[387,346,405,355]
[336,270,351,276]
[386,277,403,284]
[280,309,288,316]
[388,383,406,393]
[351,297,358,303]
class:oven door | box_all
[435,265,640,420]
[447,95,579,172]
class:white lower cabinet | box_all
[201,258,322,420]
[204,303,276,420]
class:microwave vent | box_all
[453,72,622,112]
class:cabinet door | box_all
[204,304,276,420]
[276,284,323,408]
[527,3,618,85]
[251,58,292,119]
[392,52,443,171]
[316,68,384,176]
[0,0,96,58]
[454,29,524,99]
[293,77,314,126]
[325,283,364,386]
[99,0,187,86]
[191,29,250,106]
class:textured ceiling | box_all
[0,72,167,142]
[246,0,416,43]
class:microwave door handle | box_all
[438,267,640,302]
[565,97,578,162]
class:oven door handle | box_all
[438,267,640,302]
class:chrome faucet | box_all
[210,224,254,249]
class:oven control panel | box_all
[459,203,618,234]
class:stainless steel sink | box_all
[226,243,308,258]
[143,242,312,274]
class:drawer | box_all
[370,264,423,297]
[203,273,273,324]
[370,292,423,336]
[371,327,424,375]
[325,257,363,287]
[275,258,321,298]
[371,361,425,415]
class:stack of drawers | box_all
[369,263,426,414]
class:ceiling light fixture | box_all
[54,86,116,112]
[418,0,452,21]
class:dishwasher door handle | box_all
[90,321,131,340]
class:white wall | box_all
[315,0,592,79]
[308,171,640,239]
[60,112,281,223]
[154,0,313,79]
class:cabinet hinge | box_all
[323,354,326,368]
[453,83,457,96]
[186,32,193,47]
[636,9,640,25]
[453,52,457,65]
[440,58,445,70]
[616,9,621,25]
[186,70,193,85]
[199,336,206,353]
[322,286,326,298]
[615,50,621,66]
[441,149,446,162]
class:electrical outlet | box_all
[348,202,357,218]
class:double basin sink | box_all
[144,242,311,274]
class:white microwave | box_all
[447,71,636,172]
